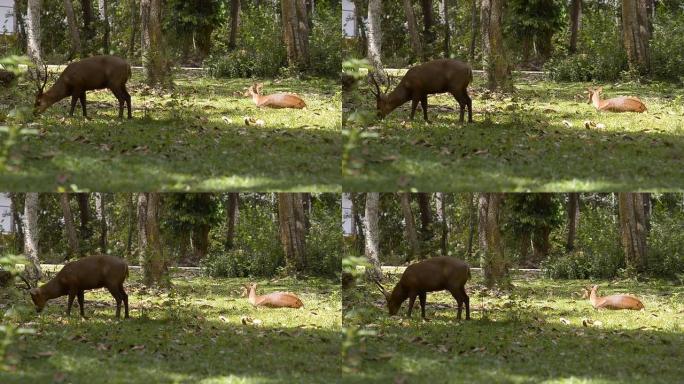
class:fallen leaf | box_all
[131,345,145,351]
[36,351,55,357]
[559,317,570,325]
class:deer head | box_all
[368,72,393,119]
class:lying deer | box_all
[245,83,306,109]
[243,283,304,308]
[582,285,644,310]
[586,87,646,113]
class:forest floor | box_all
[0,70,341,192]
[0,271,341,383]
[342,272,684,383]
[343,74,684,191]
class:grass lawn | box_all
[0,70,341,192]
[0,270,341,383]
[342,271,684,383]
[343,73,684,191]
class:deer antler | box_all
[373,279,391,300]
[31,63,49,95]
[18,273,33,290]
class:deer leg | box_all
[466,93,473,123]
[123,87,132,119]
[410,98,419,120]
[69,95,78,116]
[461,286,470,320]
[407,293,417,317]
[452,92,466,123]
[79,92,88,118]
[450,289,464,320]
[421,96,429,121]
[419,292,427,319]
[111,88,125,119]
[119,284,129,318]
[107,286,122,319]
[77,290,87,318]
[67,292,76,316]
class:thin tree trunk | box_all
[417,193,433,257]
[352,193,365,254]
[435,193,448,255]
[64,0,82,58]
[26,0,42,63]
[480,0,510,90]
[23,193,42,283]
[466,193,476,257]
[129,0,138,58]
[478,193,509,288]
[9,193,24,253]
[60,193,81,258]
[618,193,648,275]
[95,193,108,253]
[622,0,651,74]
[77,193,91,253]
[99,0,110,53]
[281,0,310,69]
[398,193,420,260]
[142,192,169,286]
[126,193,135,257]
[566,193,580,251]
[228,0,241,50]
[278,193,307,275]
[366,0,384,74]
[642,193,651,231]
[469,0,478,62]
[420,0,436,47]
[363,193,382,280]
[440,0,451,57]
[137,193,148,266]
[402,0,423,60]
[81,0,94,49]
[140,0,166,86]
[225,193,239,250]
[569,0,581,53]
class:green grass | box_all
[343,74,684,191]
[0,70,341,192]
[342,271,684,383]
[0,270,341,383]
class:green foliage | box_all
[650,10,684,83]
[646,203,684,277]
[305,196,343,277]
[207,7,286,78]
[309,3,343,77]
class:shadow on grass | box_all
[343,79,684,191]
[1,75,341,192]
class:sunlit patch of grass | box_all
[343,75,684,191]
[0,70,341,192]
[0,271,341,384]
[342,272,684,383]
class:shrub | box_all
[646,207,684,277]
[650,11,684,83]
[308,3,342,77]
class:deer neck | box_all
[386,87,409,110]
[41,278,65,300]
[591,92,604,109]
[589,288,601,308]
[248,286,259,305]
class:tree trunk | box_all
[99,0,110,53]
[469,0,478,63]
[466,193,476,257]
[569,0,582,53]
[352,193,365,254]
[140,0,166,86]
[398,193,420,260]
[480,0,510,90]
[278,193,307,275]
[566,193,580,251]
[126,193,135,257]
[128,0,138,58]
[228,0,241,50]
[64,0,82,58]
[302,193,312,231]
[519,230,531,266]
[60,193,81,258]
[420,0,436,47]
[26,0,41,63]
[642,193,651,232]
[141,193,169,286]
[363,193,382,280]
[439,0,450,57]
[402,0,423,61]
[225,192,239,250]
[95,193,108,253]
[281,0,310,69]
[137,193,148,265]
[9,193,24,253]
[530,194,553,265]
[618,193,648,274]
[77,193,91,253]
[23,193,42,283]
[417,193,433,257]
[81,0,94,48]
[191,225,210,264]
[366,0,384,73]
[478,193,509,288]
[435,192,448,255]
[622,0,651,74]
